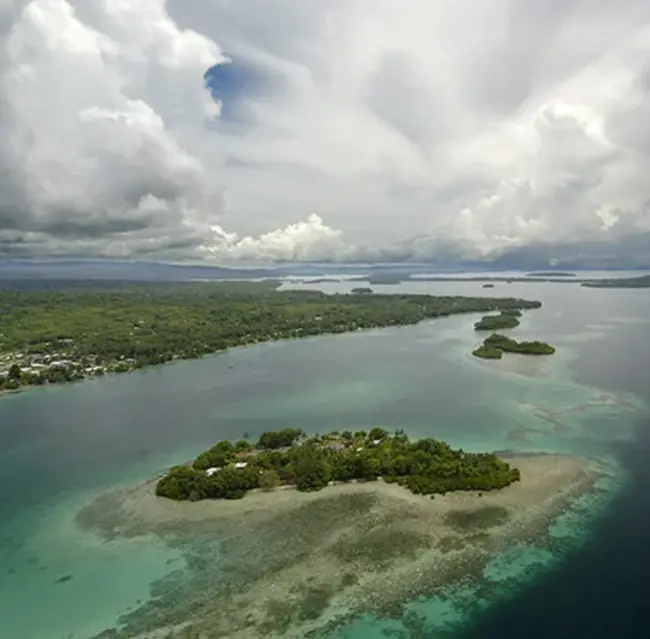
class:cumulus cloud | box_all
[201,213,356,262]
[1,0,650,264]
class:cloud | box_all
[0,0,225,252]
[201,213,356,262]
[1,0,650,264]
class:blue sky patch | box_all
[204,58,269,122]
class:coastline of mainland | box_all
[0,284,542,397]
[79,452,605,639]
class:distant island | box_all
[350,287,374,294]
[156,428,521,501]
[474,309,522,331]
[582,274,650,288]
[472,333,556,359]
[365,274,404,285]
[349,274,584,285]
[482,283,495,288]
[0,281,542,393]
[346,273,650,287]
[526,272,577,277]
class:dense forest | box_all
[473,309,522,331]
[0,280,541,391]
[155,427,521,501]
[472,333,556,359]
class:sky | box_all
[1,0,650,265]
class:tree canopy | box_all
[156,428,521,501]
[257,428,305,450]
[472,333,556,359]
[0,280,542,392]
[474,312,521,331]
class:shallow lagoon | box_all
[0,280,648,638]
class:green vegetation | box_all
[258,428,305,450]
[472,333,556,359]
[474,311,521,331]
[0,280,541,392]
[582,274,650,288]
[485,333,556,355]
[155,428,521,501]
[471,343,503,359]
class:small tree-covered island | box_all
[473,333,556,359]
[474,309,522,331]
[156,428,521,502]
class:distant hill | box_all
[0,260,509,282]
[0,259,647,283]
[0,260,431,281]
[0,260,280,281]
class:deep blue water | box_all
[464,353,650,639]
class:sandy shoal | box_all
[81,454,603,639]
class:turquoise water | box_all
[0,280,649,638]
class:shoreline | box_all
[79,453,605,638]
[0,343,262,399]
[0,300,538,399]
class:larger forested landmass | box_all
[155,427,521,501]
[0,280,541,392]
[581,274,650,288]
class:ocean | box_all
[0,278,648,638]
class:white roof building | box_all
[205,467,221,476]
[234,462,248,469]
